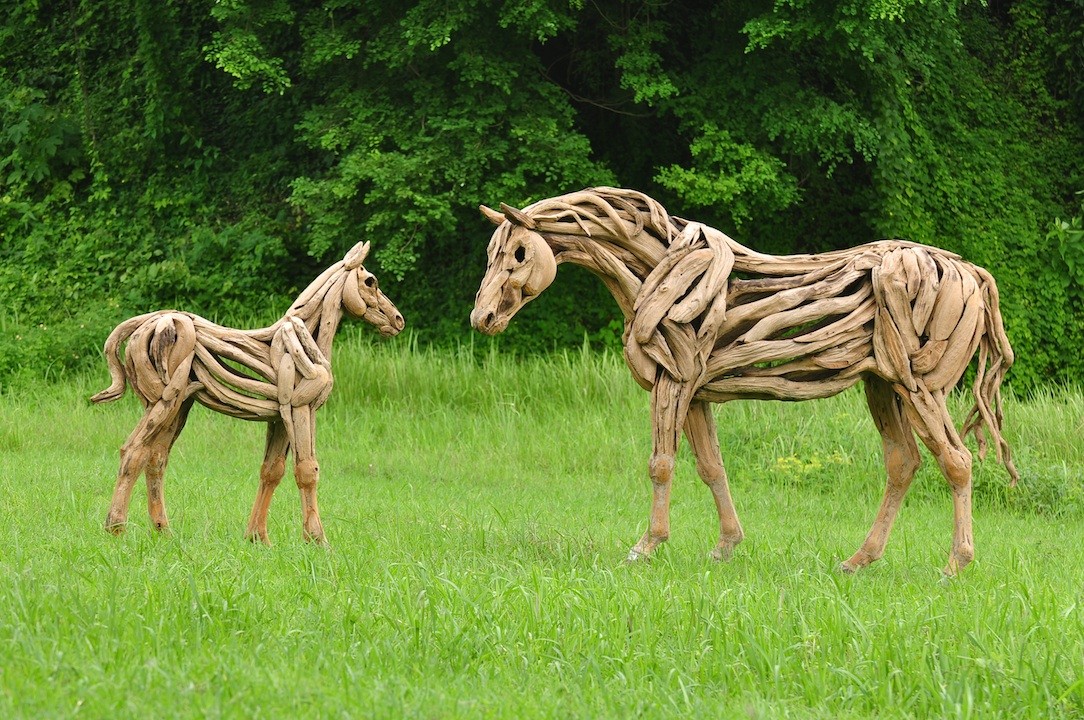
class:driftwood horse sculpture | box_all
[92,241,404,543]
[471,187,1017,575]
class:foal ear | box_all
[499,202,537,230]
[344,241,371,270]
[480,204,506,226]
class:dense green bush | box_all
[1,0,1081,388]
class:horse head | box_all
[340,241,405,337]
[470,202,557,335]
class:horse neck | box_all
[289,304,343,359]
[545,231,656,320]
[258,266,346,358]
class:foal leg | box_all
[245,421,290,544]
[684,400,744,561]
[290,406,326,544]
[145,399,194,532]
[841,377,922,573]
[106,400,179,533]
[901,386,975,576]
[628,375,694,561]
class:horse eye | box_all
[514,246,526,263]
[364,276,376,288]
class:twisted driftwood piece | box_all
[472,187,1017,575]
[92,241,404,543]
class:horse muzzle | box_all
[470,307,508,335]
[369,307,404,337]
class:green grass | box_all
[1,333,1083,718]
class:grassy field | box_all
[1,334,1082,718]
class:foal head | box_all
[470,202,557,335]
[340,241,405,337]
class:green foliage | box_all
[0,84,83,190]
[0,0,1082,389]
[1049,191,1084,288]
[655,124,800,227]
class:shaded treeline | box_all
[1,0,1082,388]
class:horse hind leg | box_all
[841,376,922,573]
[106,399,181,533]
[900,385,976,576]
[144,399,194,532]
[245,421,290,545]
[684,400,744,561]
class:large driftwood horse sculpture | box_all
[92,241,404,543]
[471,188,1017,575]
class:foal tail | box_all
[961,268,1019,485]
[90,312,160,404]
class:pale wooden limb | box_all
[628,374,695,561]
[840,377,922,572]
[683,400,744,560]
[899,385,975,576]
[144,398,194,532]
[245,421,291,545]
[105,398,185,533]
[290,405,325,543]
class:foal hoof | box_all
[303,531,328,546]
[626,548,647,562]
[709,543,739,562]
[104,519,126,535]
[245,531,272,546]
[838,561,859,574]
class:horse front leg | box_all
[289,405,326,544]
[627,375,694,561]
[144,399,194,532]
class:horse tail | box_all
[960,267,1019,486]
[90,312,161,404]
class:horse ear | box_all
[344,241,371,269]
[499,202,537,230]
[480,204,506,226]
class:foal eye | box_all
[364,276,376,288]
[514,246,526,263]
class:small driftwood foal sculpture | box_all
[92,241,404,543]
[471,188,1017,575]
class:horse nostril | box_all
[394,314,404,328]
[485,312,495,328]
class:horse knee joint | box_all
[942,452,973,489]
[695,457,725,482]
[649,454,675,483]
[295,459,319,488]
[261,457,286,485]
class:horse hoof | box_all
[245,532,271,546]
[710,544,738,562]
